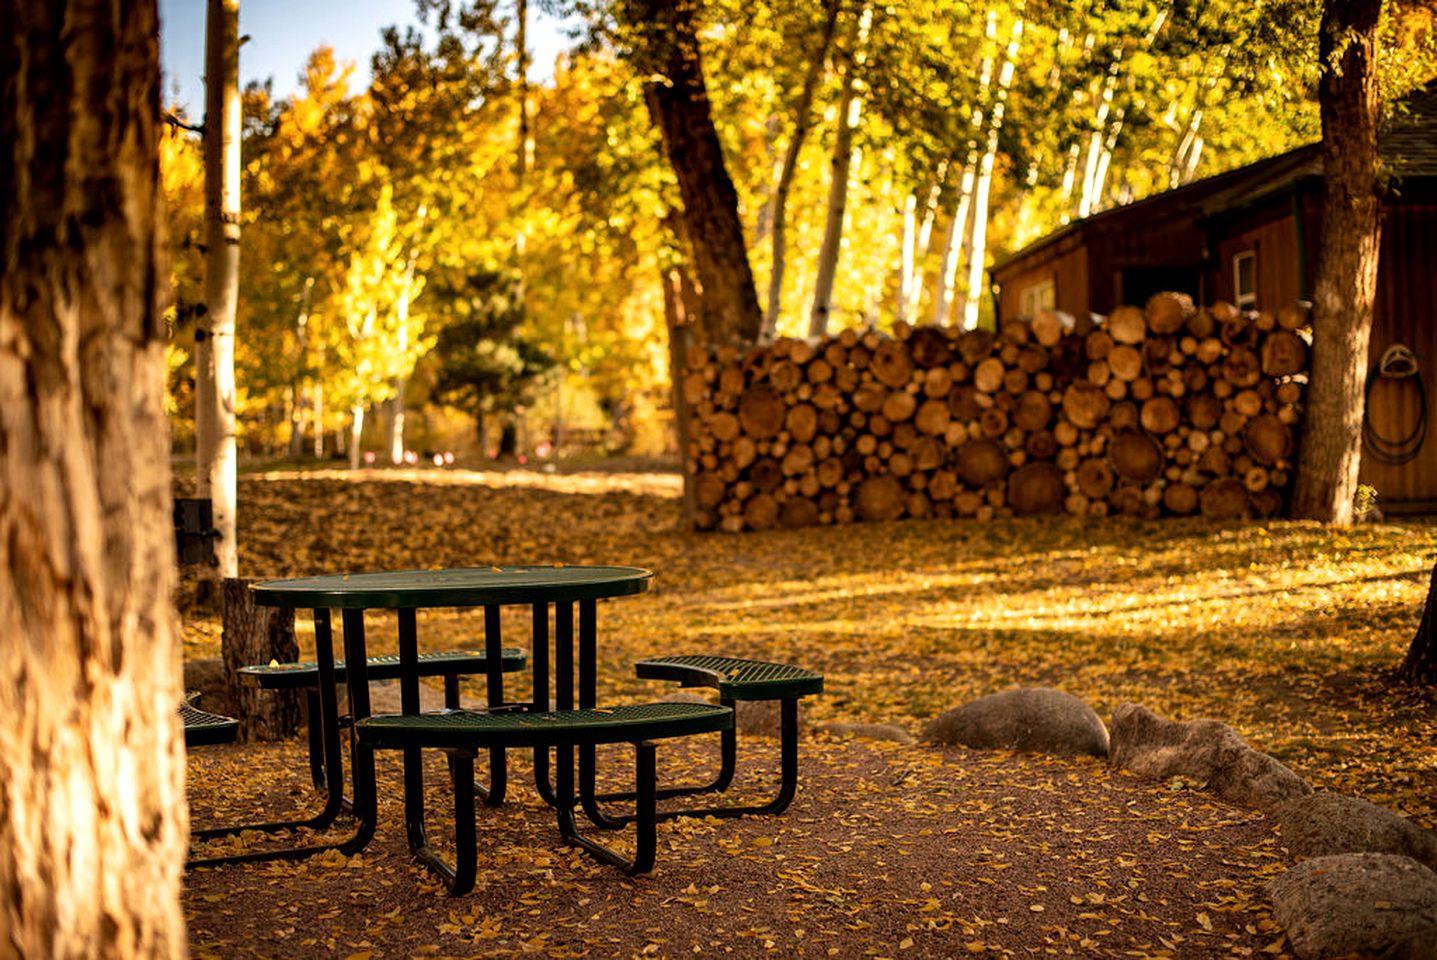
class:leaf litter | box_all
[181,468,1437,958]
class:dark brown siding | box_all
[993,233,1088,320]
[1359,200,1437,509]
[1215,214,1304,308]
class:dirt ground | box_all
[178,468,1437,959]
[185,727,1291,959]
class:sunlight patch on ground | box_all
[253,466,683,498]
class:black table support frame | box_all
[187,609,373,867]
[188,566,666,887]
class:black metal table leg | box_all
[187,608,371,867]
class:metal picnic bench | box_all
[185,565,824,896]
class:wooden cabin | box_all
[991,83,1437,512]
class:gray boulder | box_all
[1107,702,1310,812]
[817,722,914,744]
[1267,853,1437,959]
[922,687,1109,757]
[1274,793,1437,870]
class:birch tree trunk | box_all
[930,11,996,326]
[762,0,841,340]
[1292,0,1384,524]
[200,0,241,578]
[287,276,314,458]
[808,3,872,340]
[960,16,1023,330]
[0,1,189,954]
[349,405,366,471]
[931,160,977,326]
[904,167,946,320]
[896,192,918,324]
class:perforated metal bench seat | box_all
[634,655,824,700]
[356,702,732,751]
[616,654,824,821]
[181,701,239,747]
[238,648,527,689]
[356,702,734,888]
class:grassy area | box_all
[183,468,1437,825]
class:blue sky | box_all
[159,0,570,115]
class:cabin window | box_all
[1233,251,1257,309]
[1020,278,1055,317]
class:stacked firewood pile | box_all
[680,294,1309,532]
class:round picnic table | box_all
[237,565,654,873]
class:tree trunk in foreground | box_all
[623,0,763,345]
[1398,561,1437,684]
[1291,0,1384,524]
[0,1,189,955]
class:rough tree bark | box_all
[621,0,763,345]
[0,1,189,955]
[222,580,301,740]
[1398,561,1437,684]
[1291,0,1384,524]
[200,0,241,577]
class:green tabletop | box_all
[251,564,652,610]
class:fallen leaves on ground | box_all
[181,466,1437,958]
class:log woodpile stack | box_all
[682,294,1309,532]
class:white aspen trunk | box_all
[388,390,406,465]
[1169,107,1203,187]
[932,160,977,326]
[312,378,325,458]
[808,3,871,340]
[896,191,917,323]
[765,0,842,339]
[287,276,314,458]
[930,11,997,326]
[387,257,417,465]
[1091,107,1124,212]
[349,405,365,471]
[961,16,1023,330]
[1077,74,1115,219]
[1078,8,1167,219]
[904,165,946,321]
[1182,134,1204,183]
[1059,141,1082,214]
[201,0,241,578]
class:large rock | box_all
[922,687,1109,757]
[1267,853,1437,959]
[1274,793,1437,870]
[1108,702,1310,812]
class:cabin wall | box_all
[993,185,1437,513]
[994,237,1088,321]
[1360,199,1437,511]
[1212,211,1304,308]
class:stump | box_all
[222,578,301,742]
